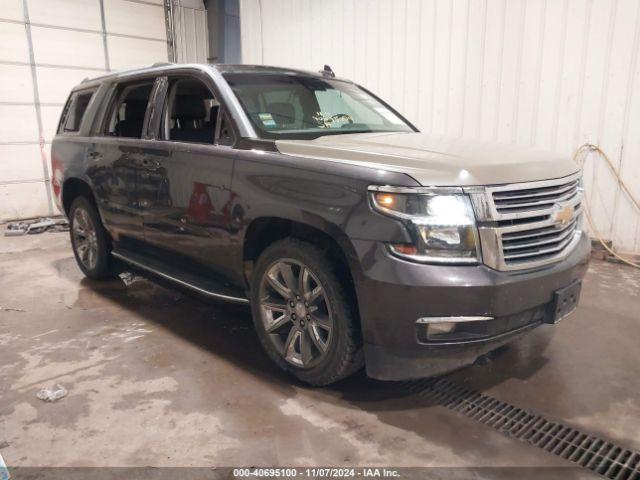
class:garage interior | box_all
[1,0,640,479]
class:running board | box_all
[111,249,249,304]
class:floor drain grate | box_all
[405,378,640,480]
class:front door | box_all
[138,74,240,280]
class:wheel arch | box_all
[242,216,362,319]
[62,177,98,216]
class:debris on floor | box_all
[0,307,25,313]
[36,384,68,403]
[4,217,69,236]
[119,272,144,286]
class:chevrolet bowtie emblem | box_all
[553,204,574,226]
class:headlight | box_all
[370,188,480,264]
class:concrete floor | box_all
[1,228,639,477]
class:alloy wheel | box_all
[259,259,334,368]
[72,207,98,271]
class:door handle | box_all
[139,158,161,171]
[87,151,101,160]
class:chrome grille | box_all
[471,172,584,271]
[492,177,580,214]
[502,217,579,266]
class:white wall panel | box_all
[30,26,105,68]
[40,105,64,143]
[0,145,44,183]
[240,0,640,253]
[107,35,168,70]
[0,106,39,143]
[0,182,50,221]
[2,0,24,22]
[172,1,209,63]
[27,0,102,31]
[0,22,30,63]
[104,0,166,39]
[0,64,34,103]
[36,67,102,104]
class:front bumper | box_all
[352,232,591,381]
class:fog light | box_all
[427,322,456,336]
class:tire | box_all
[250,238,364,386]
[69,196,117,280]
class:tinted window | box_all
[60,90,95,133]
[105,82,154,138]
[162,78,217,144]
[223,73,413,140]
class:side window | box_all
[59,90,95,133]
[162,77,217,145]
[104,82,154,138]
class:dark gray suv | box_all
[52,63,590,385]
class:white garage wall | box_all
[240,0,640,254]
[0,0,169,222]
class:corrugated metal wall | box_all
[240,0,640,254]
[169,0,209,63]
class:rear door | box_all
[85,79,156,243]
[138,72,240,280]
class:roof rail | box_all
[151,62,174,68]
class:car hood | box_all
[276,132,579,186]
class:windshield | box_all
[223,73,414,140]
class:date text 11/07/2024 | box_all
[233,468,401,478]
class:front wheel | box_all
[69,196,117,280]
[250,239,363,386]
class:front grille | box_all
[473,172,584,271]
[501,217,579,266]
[492,177,580,214]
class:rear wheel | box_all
[250,239,363,386]
[69,196,117,280]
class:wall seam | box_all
[511,0,527,144]
[572,0,593,148]
[428,0,437,132]
[530,0,547,146]
[476,0,488,138]
[611,0,640,249]
[594,0,619,235]
[400,0,408,112]
[551,0,569,150]
[415,0,423,128]
[0,17,166,43]
[21,0,53,216]
[596,0,618,144]
[493,0,507,141]
[98,0,111,71]
[443,0,454,134]
[459,0,471,138]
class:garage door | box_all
[0,0,170,221]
